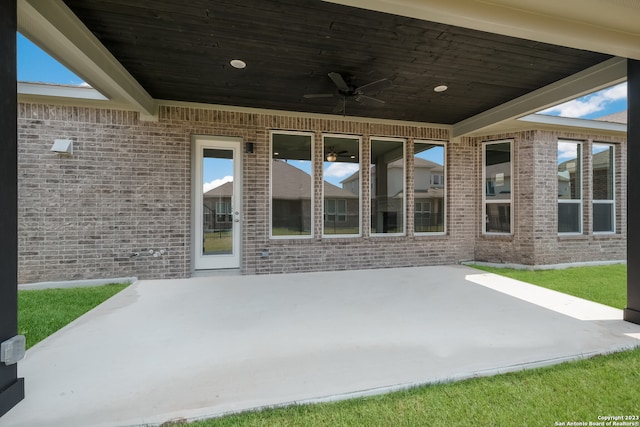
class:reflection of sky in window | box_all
[558,141,579,163]
[592,144,610,154]
[324,162,359,186]
[293,160,312,174]
[415,145,444,165]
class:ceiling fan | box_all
[304,72,392,114]
[325,147,355,162]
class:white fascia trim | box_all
[518,114,627,133]
[451,57,627,137]
[323,0,640,60]
[18,0,157,119]
[18,82,108,100]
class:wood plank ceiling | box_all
[62,0,612,124]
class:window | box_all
[483,141,512,234]
[592,143,615,233]
[215,201,232,223]
[325,199,347,222]
[415,141,445,234]
[271,132,313,237]
[323,135,361,236]
[558,140,582,234]
[371,138,405,235]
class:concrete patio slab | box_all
[2,265,640,427]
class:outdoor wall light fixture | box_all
[51,139,73,155]
[245,142,254,153]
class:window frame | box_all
[592,142,615,234]
[321,133,362,238]
[557,139,583,235]
[414,140,447,236]
[370,136,406,237]
[482,140,513,235]
[269,130,315,240]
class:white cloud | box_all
[540,82,627,118]
[558,141,579,162]
[324,163,359,179]
[77,81,92,87]
[203,176,233,193]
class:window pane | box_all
[415,142,445,233]
[592,144,613,201]
[323,136,360,235]
[485,203,511,233]
[558,141,581,200]
[558,203,581,233]
[593,202,614,233]
[271,133,313,236]
[485,142,511,201]
[371,139,404,234]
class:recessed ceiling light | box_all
[230,59,246,69]
[434,85,448,93]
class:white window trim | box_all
[269,130,315,240]
[592,143,616,235]
[414,139,447,236]
[370,137,406,237]
[557,140,583,235]
[482,140,513,235]
[321,133,362,238]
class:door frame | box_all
[191,135,243,272]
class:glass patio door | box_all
[194,137,242,270]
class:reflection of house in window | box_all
[341,156,445,233]
[203,182,233,232]
[267,160,359,235]
[271,159,313,234]
[413,158,445,233]
[557,160,579,199]
[324,186,359,235]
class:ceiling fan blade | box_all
[304,93,335,99]
[328,72,350,92]
[355,95,385,106]
[356,78,391,94]
[332,98,346,114]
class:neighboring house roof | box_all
[595,110,627,124]
[205,160,358,200]
[204,181,233,198]
[342,157,444,184]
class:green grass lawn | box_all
[18,283,127,349]
[472,263,626,309]
[188,263,638,427]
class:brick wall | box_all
[17,102,626,283]
[473,129,626,266]
[18,102,477,283]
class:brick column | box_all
[625,59,640,324]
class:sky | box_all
[18,33,628,189]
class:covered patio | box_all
[3,0,640,418]
[2,265,640,426]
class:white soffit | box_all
[324,0,640,60]
[18,0,157,119]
